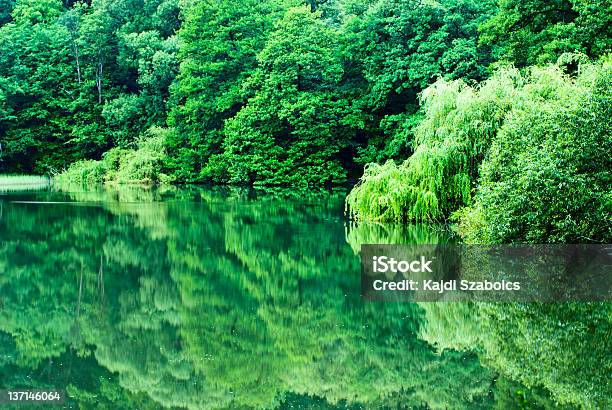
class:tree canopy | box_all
[2,0,606,183]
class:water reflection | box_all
[0,187,609,409]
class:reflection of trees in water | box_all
[420,302,611,409]
[0,200,171,408]
[0,188,607,409]
[344,222,457,255]
[363,219,611,408]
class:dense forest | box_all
[0,0,610,241]
[1,2,610,407]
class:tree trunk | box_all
[95,51,103,104]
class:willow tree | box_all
[346,66,521,221]
[346,57,611,238]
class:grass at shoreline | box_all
[0,175,50,191]
[0,175,49,185]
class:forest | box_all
[1,2,611,406]
[0,0,611,243]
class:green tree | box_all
[166,0,295,182]
[347,57,611,239]
[458,58,612,243]
[481,0,612,66]
[347,0,497,165]
[0,0,16,25]
[211,6,363,185]
[0,0,83,173]
[0,0,180,174]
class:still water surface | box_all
[0,186,609,409]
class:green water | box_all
[0,186,609,409]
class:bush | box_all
[54,159,108,185]
[55,127,172,186]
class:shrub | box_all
[55,127,172,186]
[54,159,108,185]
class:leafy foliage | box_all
[55,127,171,185]
[458,58,612,243]
[481,0,612,66]
[2,0,609,216]
[347,58,611,245]
[337,0,497,166]
[0,1,610,406]
[165,0,296,182]
[0,0,179,173]
[212,6,363,185]
[346,66,522,221]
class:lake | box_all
[0,186,609,409]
